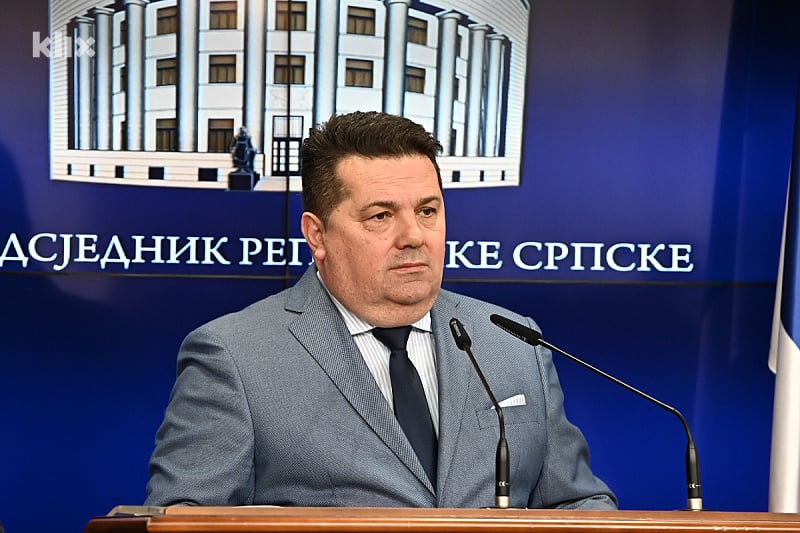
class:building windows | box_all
[119,65,127,92]
[347,6,376,35]
[406,66,425,93]
[156,57,177,86]
[156,5,177,35]
[209,54,236,83]
[271,115,304,176]
[276,1,307,31]
[274,54,305,84]
[207,119,234,153]
[345,59,373,88]
[120,120,127,151]
[408,16,428,45]
[119,18,127,46]
[156,118,178,151]
[209,1,237,30]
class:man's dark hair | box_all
[300,111,443,223]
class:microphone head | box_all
[489,314,543,346]
[449,318,472,350]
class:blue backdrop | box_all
[2,1,800,532]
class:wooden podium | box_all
[84,506,800,533]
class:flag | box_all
[768,86,800,513]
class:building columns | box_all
[243,0,267,150]
[124,0,148,151]
[313,0,340,125]
[92,8,114,150]
[177,1,199,151]
[383,0,411,115]
[464,23,489,157]
[484,34,506,157]
[435,11,461,156]
[75,16,94,150]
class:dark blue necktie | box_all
[372,326,438,485]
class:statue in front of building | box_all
[228,126,258,190]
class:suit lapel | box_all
[430,292,474,500]
[286,269,435,493]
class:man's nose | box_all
[396,213,424,248]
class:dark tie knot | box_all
[372,326,412,352]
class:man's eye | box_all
[420,207,436,216]
[371,212,388,221]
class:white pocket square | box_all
[494,393,526,409]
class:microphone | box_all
[489,313,703,512]
[449,317,511,509]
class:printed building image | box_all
[50,0,530,191]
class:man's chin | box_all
[389,284,440,307]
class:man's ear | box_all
[301,212,326,261]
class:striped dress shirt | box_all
[321,281,440,435]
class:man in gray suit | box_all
[145,111,616,509]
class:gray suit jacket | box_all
[145,267,616,509]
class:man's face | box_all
[302,154,446,327]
